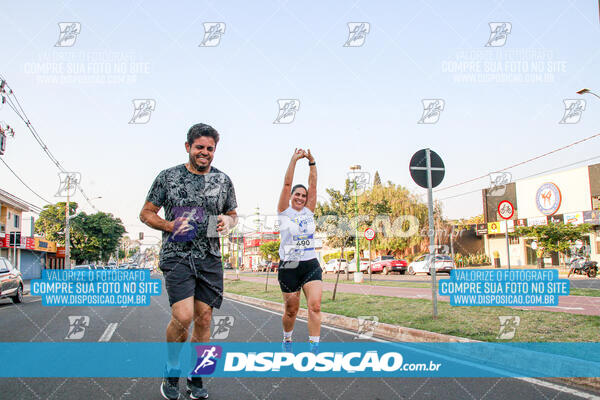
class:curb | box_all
[224,292,474,343]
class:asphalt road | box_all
[0,276,598,400]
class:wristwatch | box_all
[309,161,316,166]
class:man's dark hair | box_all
[291,184,307,195]
[187,123,220,146]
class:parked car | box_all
[323,259,348,274]
[347,258,370,273]
[0,257,24,303]
[72,264,95,270]
[267,262,279,272]
[223,262,234,270]
[408,254,455,275]
[370,256,408,275]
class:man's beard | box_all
[189,155,210,172]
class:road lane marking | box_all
[98,323,118,342]
[225,297,600,400]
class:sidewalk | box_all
[229,274,600,317]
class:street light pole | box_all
[350,165,361,281]
[65,176,71,269]
[576,88,600,101]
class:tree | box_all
[34,202,78,244]
[513,223,592,257]
[70,212,126,264]
[314,180,356,259]
[315,179,433,257]
[259,240,280,261]
[357,182,430,256]
[373,171,382,186]
[453,214,484,228]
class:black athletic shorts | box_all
[159,256,223,308]
[277,258,322,293]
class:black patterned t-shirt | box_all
[146,164,237,264]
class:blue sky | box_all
[1,0,599,239]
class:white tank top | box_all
[278,207,317,262]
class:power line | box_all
[434,131,600,192]
[0,74,98,211]
[437,154,600,201]
[0,75,66,172]
[0,157,47,210]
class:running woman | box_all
[277,148,322,353]
[140,123,238,400]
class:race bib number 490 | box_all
[293,234,314,251]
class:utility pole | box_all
[65,175,71,269]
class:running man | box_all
[140,123,237,400]
[277,148,323,353]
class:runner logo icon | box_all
[211,316,234,339]
[273,99,300,124]
[559,99,586,124]
[192,345,223,375]
[418,99,445,124]
[65,316,89,339]
[199,23,226,47]
[344,23,370,47]
[485,22,511,47]
[55,22,81,47]
[497,316,520,340]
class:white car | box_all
[408,254,455,275]
[323,259,348,274]
[347,258,370,273]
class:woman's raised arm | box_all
[278,148,305,213]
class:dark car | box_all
[0,256,24,303]
[223,262,234,270]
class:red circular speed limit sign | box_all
[497,200,514,220]
[364,228,375,241]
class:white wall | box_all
[515,166,591,218]
[485,236,526,267]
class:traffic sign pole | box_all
[364,228,375,283]
[409,148,445,319]
[505,220,511,271]
[426,149,438,319]
[368,240,372,282]
[498,200,514,271]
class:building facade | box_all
[481,164,600,266]
[0,188,64,278]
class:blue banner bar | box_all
[1,342,598,378]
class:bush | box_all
[454,252,490,267]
